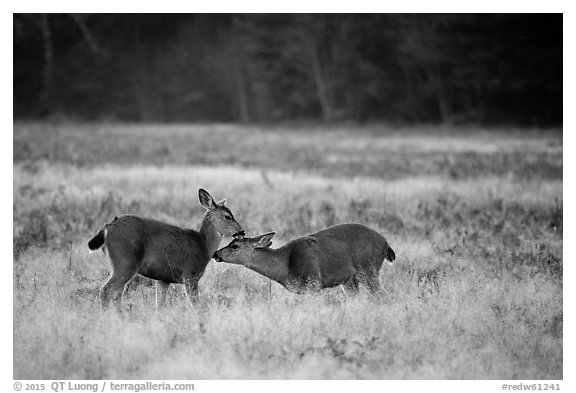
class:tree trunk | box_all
[69,14,101,57]
[426,66,452,123]
[132,28,156,122]
[232,55,251,123]
[40,14,54,109]
[306,38,335,121]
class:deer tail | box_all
[88,226,107,251]
[386,246,396,263]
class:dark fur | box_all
[216,223,395,295]
[88,227,106,250]
[94,215,212,284]
[387,247,396,262]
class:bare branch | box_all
[69,14,101,57]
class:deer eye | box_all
[231,244,239,250]
[225,215,232,220]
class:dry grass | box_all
[13,123,562,379]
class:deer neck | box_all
[243,247,290,285]
[199,211,224,257]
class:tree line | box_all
[14,14,562,125]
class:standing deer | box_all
[213,223,395,295]
[88,188,243,312]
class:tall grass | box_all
[13,123,562,379]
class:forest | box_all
[13,14,562,125]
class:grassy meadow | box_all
[13,122,562,379]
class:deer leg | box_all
[183,274,206,333]
[366,276,381,295]
[364,269,387,299]
[155,280,170,311]
[342,275,360,296]
[100,260,139,313]
[183,275,201,305]
[356,261,385,298]
[100,271,137,313]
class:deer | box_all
[88,188,244,312]
[213,223,395,295]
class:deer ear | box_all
[254,232,276,248]
[217,199,227,206]
[198,188,217,210]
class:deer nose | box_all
[234,230,245,238]
[212,251,221,261]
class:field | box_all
[13,122,562,379]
